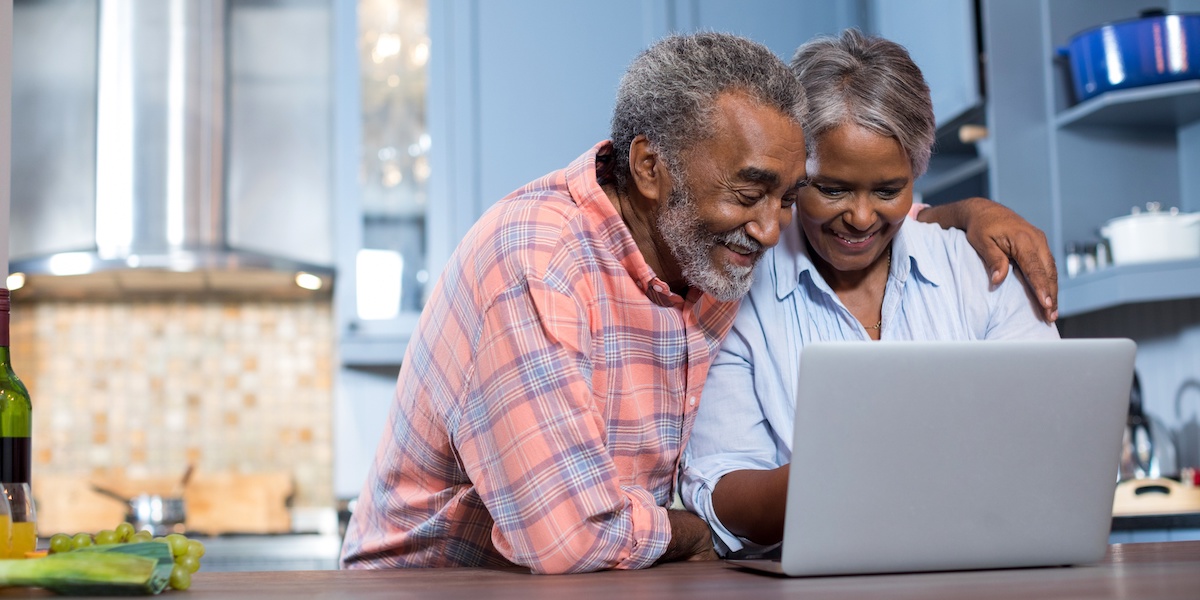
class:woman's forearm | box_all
[711,464,791,545]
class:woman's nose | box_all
[842,199,877,231]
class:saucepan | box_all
[1058,9,1200,104]
[1099,203,1200,266]
[90,484,187,536]
[90,465,193,535]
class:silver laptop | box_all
[729,339,1136,577]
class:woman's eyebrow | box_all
[809,175,909,187]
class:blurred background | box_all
[4,0,1200,567]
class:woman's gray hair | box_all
[610,32,807,193]
[790,29,935,178]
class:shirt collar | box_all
[772,217,942,301]
[566,141,696,309]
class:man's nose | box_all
[745,201,783,249]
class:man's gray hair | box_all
[610,32,807,193]
[790,29,935,178]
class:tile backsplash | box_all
[9,299,334,514]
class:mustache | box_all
[715,227,762,254]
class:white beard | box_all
[656,184,761,302]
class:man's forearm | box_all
[711,465,790,546]
[914,197,982,230]
[658,510,718,563]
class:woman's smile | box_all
[831,228,878,248]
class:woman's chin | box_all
[822,246,876,269]
[816,247,888,275]
[832,260,872,274]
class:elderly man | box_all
[341,31,1056,575]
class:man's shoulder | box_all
[451,180,605,287]
[476,185,589,251]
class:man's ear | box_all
[628,135,670,203]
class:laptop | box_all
[728,338,1136,577]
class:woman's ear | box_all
[628,135,670,203]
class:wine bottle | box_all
[0,289,32,485]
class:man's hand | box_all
[658,510,718,563]
[917,197,1058,322]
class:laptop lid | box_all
[773,339,1134,577]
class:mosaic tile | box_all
[9,299,334,511]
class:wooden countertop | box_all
[2,541,1199,599]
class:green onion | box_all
[0,541,174,595]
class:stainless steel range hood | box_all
[10,0,334,299]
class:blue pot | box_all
[1058,11,1200,104]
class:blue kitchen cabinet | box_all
[874,0,982,128]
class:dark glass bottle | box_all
[0,289,32,484]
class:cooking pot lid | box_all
[1104,203,1200,225]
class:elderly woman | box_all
[678,29,1059,557]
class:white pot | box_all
[1099,209,1200,266]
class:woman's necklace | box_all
[862,251,891,331]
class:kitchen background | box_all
[3,0,1200,556]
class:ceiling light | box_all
[295,272,323,291]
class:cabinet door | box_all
[685,0,865,61]
[872,0,981,126]
[472,0,653,226]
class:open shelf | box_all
[1059,257,1200,317]
[915,155,988,198]
[917,104,989,200]
[1055,80,1200,129]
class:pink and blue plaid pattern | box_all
[340,142,738,574]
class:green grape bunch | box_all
[47,523,206,591]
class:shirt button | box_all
[689,396,697,407]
